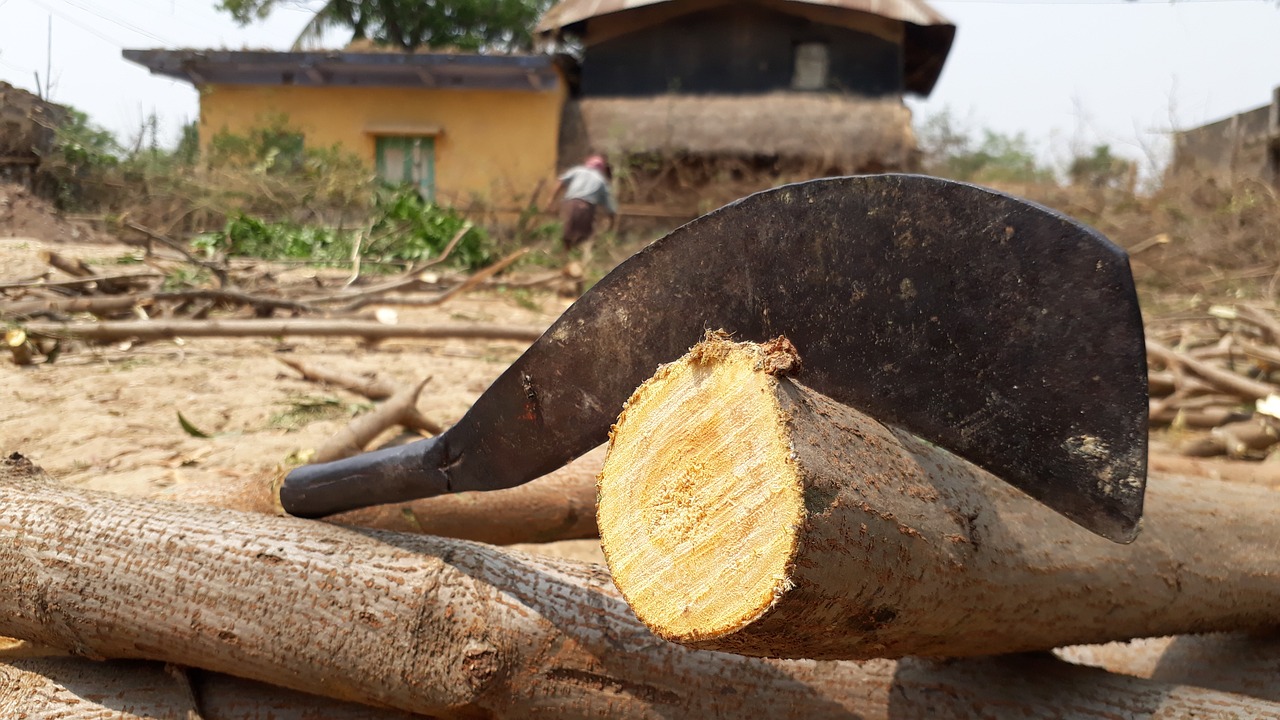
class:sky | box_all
[1,0,1278,176]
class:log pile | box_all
[5,453,1280,719]
[1147,303,1280,483]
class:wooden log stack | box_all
[6,332,1280,716]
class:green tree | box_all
[218,0,554,52]
[916,109,1055,185]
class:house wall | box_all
[1171,89,1280,186]
[197,82,567,205]
[580,3,904,97]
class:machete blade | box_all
[281,174,1149,542]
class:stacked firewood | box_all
[1146,304,1280,484]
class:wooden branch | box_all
[1148,339,1279,400]
[2,455,1277,719]
[341,247,529,312]
[39,250,95,279]
[21,319,545,343]
[157,448,604,545]
[275,356,396,400]
[0,272,162,293]
[598,337,1280,660]
[1232,304,1280,345]
[312,377,432,463]
[303,222,475,307]
[0,658,421,719]
[123,221,230,288]
[2,290,319,321]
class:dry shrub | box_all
[1007,177,1280,295]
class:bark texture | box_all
[599,338,1280,660]
[6,454,1277,718]
[0,658,422,719]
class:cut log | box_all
[2,455,1277,719]
[598,336,1280,660]
[0,658,421,719]
[156,447,604,545]
[21,319,545,343]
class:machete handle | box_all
[279,439,450,517]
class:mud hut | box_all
[0,82,67,187]
[537,0,955,211]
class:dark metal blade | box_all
[281,174,1148,542]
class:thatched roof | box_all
[537,0,954,95]
[561,93,916,169]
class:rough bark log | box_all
[598,336,1280,660]
[156,448,604,545]
[0,658,422,719]
[1059,632,1280,703]
[2,455,1277,719]
[21,319,545,343]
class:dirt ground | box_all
[0,230,607,562]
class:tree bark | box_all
[21,319,545,343]
[0,658,422,719]
[2,455,1278,719]
[598,337,1280,660]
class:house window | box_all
[792,43,830,91]
[375,136,436,201]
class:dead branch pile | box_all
[0,232,572,365]
[1146,303,1280,475]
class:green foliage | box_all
[1069,144,1131,189]
[208,114,307,174]
[53,109,122,170]
[917,109,1055,186]
[195,186,492,270]
[367,186,493,269]
[218,0,555,51]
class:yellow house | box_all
[123,49,566,206]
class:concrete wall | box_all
[1172,88,1279,186]
[197,82,567,206]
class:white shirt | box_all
[560,166,617,214]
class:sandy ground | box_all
[0,234,606,563]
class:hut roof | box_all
[537,0,954,95]
[562,93,916,167]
